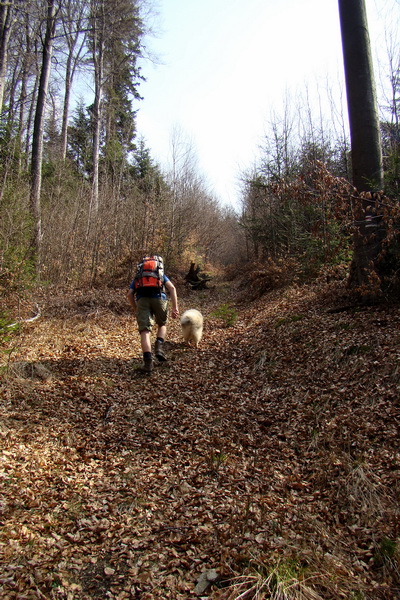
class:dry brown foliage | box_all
[0,278,399,599]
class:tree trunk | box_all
[61,53,73,161]
[91,79,102,216]
[338,0,385,293]
[338,0,383,191]
[89,0,105,218]
[29,0,57,268]
[0,0,15,116]
[60,1,87,161]
[25,71,39,170]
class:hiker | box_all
[127,255,179,373]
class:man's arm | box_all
[165,280,179,318]
[127,288,137,312]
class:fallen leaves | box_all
[0,280,399,599]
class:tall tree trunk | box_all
[338,0,383,191]
[0,0,15,116]
[61,53,73,161]
[29,0,57,269]
[338,0,385,293]
[25,72,39,170]
[91,73,102,216]
[89,0,105,218]
[60,0,87,161]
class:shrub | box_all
[210,303,238,327]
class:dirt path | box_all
[1,280,399,599]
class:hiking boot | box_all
[154,340,167,361]
[141,357,154,373]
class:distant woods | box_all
[0,0,243,289]
[0,0,399,299]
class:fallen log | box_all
[184,263,212,290]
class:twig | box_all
[8,304,41,328]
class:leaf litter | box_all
[0,279,399,599]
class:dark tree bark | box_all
[185,262,200,283]
[338,0,383,191]
[184,263,211,289]
[338,0,385,294]
[0,0,16,115]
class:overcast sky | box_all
[135,0,399,208]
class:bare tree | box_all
[0,0,18,115]
[378,17,400,194]
[29,0,58,266]
[59,0,88,160]
[88,0,105,218]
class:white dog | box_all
[180,309,204,347]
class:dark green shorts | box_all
[136,297,168,332]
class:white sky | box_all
[135,0,399,208]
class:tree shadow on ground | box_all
[9,340,189,381]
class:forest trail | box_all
[1,278,399,600]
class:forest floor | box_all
[0,274,399,600]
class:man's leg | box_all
[140,329,152,353]
[151,298,168,362]
[136,298,154,373]
[140,329,153,373]
[155,324,167,361]
[157,325,166,340]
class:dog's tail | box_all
[180,314,191,326]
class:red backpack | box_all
[134,255,164,290]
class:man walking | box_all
[127,255,179,373]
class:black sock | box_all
[143,352,152,360]
[156,337,164,344]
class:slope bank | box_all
[0,278,399,599]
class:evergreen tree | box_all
[67,99,93,176]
